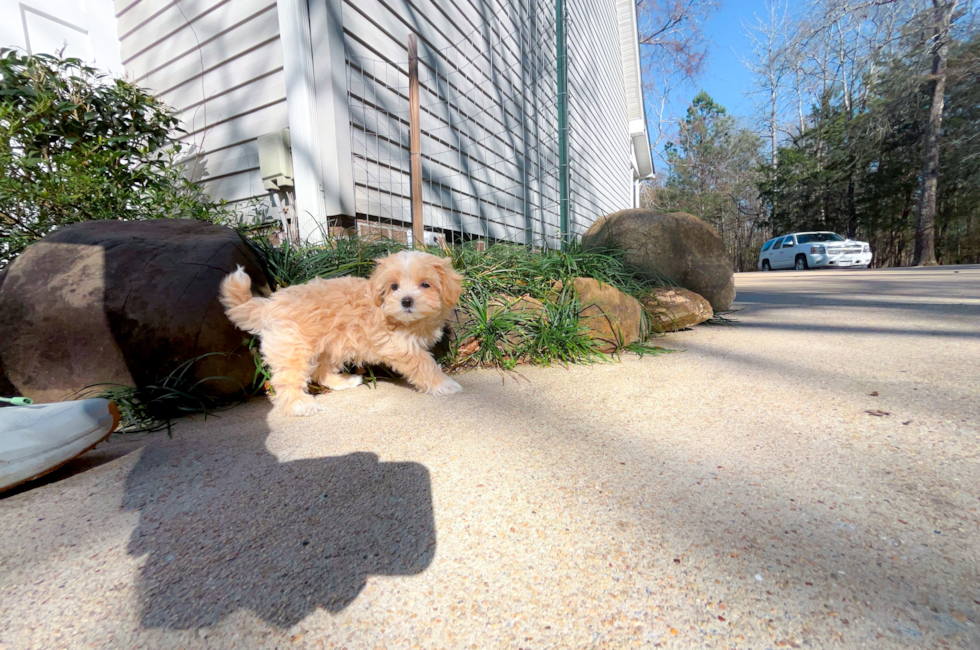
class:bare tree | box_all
[636,0,719,168]
[743,0,797,167]
[914,0,958,265]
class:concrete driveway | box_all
[2,266,978,649]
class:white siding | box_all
[344,0,631,244]
[107,0,636,242]
[115,0,287,204]
[342,0,546,243]
[566,0,632,234]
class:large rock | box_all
[0,219,270,403]
[640,287,714,332]
[0,268,16,402]
[555,277,644,352]
[583,210,736,311]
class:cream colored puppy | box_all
[220,250,463,416]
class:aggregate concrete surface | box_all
[1,266,978,649]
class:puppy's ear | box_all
[435,257,463,307]
[369,257,391,307]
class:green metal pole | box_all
[555,0,569,250]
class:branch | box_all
[0,209,44,239]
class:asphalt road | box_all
[1,265,978,649]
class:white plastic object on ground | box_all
[0,399,120,493]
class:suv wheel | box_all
[795,255,809,270]
[762,259,771,271]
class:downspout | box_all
[556,0,569,250]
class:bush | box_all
[0,49,233,268]
[248,234,664,299]
[244,233,671,372]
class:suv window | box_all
[780,237,795,248]
[761,239,775,252]
[797,232,844,243]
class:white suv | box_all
[758,232,873,271]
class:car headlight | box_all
[863,244,870,253]
[810,245,826,254]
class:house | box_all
[3,0,653,246]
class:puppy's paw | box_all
[428,377,463,396]
[285,398,323,417]
[332,374,363,391]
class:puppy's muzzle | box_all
[401,297,414,309]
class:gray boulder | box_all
[0,219,270,403]
[583,210,735,311]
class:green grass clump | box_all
[445,239,666,301]
[244,232,664,300]
[239,231,672,380]
[79,353,251,435]
[513,292,610,367]
[244,233,408,289]
[448,293,523,371]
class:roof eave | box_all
[617,0,654,180]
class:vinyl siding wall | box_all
[113,0,634,243]
[566,0,632,234]
[344,0,632,245]
[115,0,287,205]
[343,0,548,243]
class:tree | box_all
[744,0,797,167]
[653,92,765,271]
[759,25,980,267]
[914,0,957,265]
[746,0,980,268]
[636,0,719,167]
[0,50,235,268]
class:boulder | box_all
[0,219,271,403]
[0,268,16,402]
[640,287,714,332]
[583,210,736,311]
[554,278,644,352]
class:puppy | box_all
[219,250,464,416]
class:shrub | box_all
[0,49,233,268]
[243,232,671,373]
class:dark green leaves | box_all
[0,48,235,267]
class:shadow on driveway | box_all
[122,403,435,629]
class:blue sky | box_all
[658,0,767,128]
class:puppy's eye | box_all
[420,282,430,289]
[390,283,399,291]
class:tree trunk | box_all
[913,0,955,267]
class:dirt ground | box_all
[1,265,978,649]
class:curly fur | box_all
[220,250,464,416]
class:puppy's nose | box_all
[401,296,414,309]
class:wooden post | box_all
[408,34,424,247]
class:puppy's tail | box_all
[219,266,266,334]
